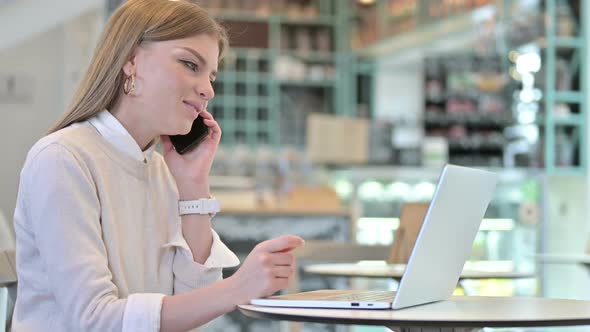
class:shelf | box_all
[448,144,504,153]
[213,96,272,108]
[545,167,587,177]
[213,12,335,25]
[424,112,512,128]
[554,91,583,104]
[357,217,514,232]
[554,114,583,126]
[534,114,583,126]
[279,50,335,62]
[279,79,334,88]
[206,2,369,148]
[543,0,587,174]
[216,72,273,82]
[554,37,583,49]
[213,12,271,23]
[426,90,503,102]
[228,47,274,58]
[385,10,418,22]
[358,5,492,58]
[279,16,335,26]
[330,166,542,183]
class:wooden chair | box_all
[288,240,390,293]
[387,202,429,264]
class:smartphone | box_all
[170,116,209,154]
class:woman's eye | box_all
[182,60,198,72]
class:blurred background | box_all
[2,0,590,331]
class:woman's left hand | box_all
[161,109,220,198]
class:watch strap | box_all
[178,197,220,216]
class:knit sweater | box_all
[12,116,239,331]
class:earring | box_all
[123,74,135,95]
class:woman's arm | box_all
[160,235,304,332]
[175,180,213,264]
[160,110,224,263]
[22,144,129,330]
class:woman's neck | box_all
[109,100,156,151]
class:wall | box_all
[0,0,102,50]
[0,9,102,247]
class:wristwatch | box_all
[178,197,220,217]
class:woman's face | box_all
[130,34,219,136]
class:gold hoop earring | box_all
[123,75,135,95]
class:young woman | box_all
[12,0,304,331]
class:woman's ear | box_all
[122,55,137,76]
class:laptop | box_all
[251,164,498,310]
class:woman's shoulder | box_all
[26,122,100,165]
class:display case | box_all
[202,0,373,149]
[330,166,542,296]
[423,53,513,167]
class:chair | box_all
[289,202,431,294]
[0,210,15,251]
[289,240,390,293]
[1,250,16,332]
[0,208,16,332]
[387,202,429,264]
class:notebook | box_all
[251,164,498,310]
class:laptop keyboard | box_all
[321,291,396,302]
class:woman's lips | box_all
[183,101,199,119]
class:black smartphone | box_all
[169,116,209,154]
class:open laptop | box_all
[251,164,498,310]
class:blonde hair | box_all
[48,0,228,133]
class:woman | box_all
[12,0,304,331]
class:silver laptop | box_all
[251,164,498,310]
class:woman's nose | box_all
[197,78,214,100]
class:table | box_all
[239,294,590,332]
[535,253,590,273]
[303,262,534,299]
[304,262,534,281]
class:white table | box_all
[239,294,590,332]
[535,253,590,273]
[303,262,534,298]
[304,262,534,281]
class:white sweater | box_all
[12,111,239,331]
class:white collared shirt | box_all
[88,110,156,163]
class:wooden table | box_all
[240,294,590,332]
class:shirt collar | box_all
[88,110,156,162]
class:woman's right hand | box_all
[229,235,305,303]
